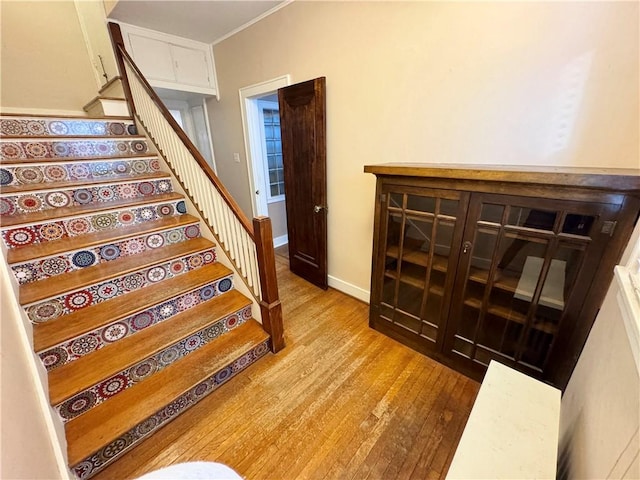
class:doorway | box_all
[240,76,291,247]
[156,88,217,172]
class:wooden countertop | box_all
[364,163,640,192]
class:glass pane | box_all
[275,154,283,168]
[270,184,279,196]
[268,155,277,169]
[389,193,404,209]
[382,274,396,307]
[275,141,282,154]
[396,283,423,318]
[562,214,595,236]
[269,170,278,183]
[402,216,433,263]
[480,204,504,223]
[508,208,557,232]
[266,141,275,154]
[407,195,435,213]
[265,125,274,138]
[385,212,402,270]
[440,199,459,217]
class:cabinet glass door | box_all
[447,195,611,377]
[378,189,464,347]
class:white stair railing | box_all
[109,23,284,353]
[124,59,261,299]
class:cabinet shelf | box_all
[386,245,448,272]
[384,269,444,296]
[464,297,558,334]
[468,267,520,293]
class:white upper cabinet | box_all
[119,22,218,97]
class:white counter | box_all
[447,360,561,480]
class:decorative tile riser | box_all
[2,199,187,249]
[1,179,173,216]
[25,247,219,323]
[0,138,148,161]
[11,223,201,285]
[0,118,137,137]
[0,158,161,187]
[39,274,237,370]
[55,304,251,422]
[71,340,270,480]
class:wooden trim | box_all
[254,217,285,353]
[109,22,254,237]
[364,163,640,192]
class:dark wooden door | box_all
[278,77,328,289]
[443,192,621,386]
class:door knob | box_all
[463,241,472,254]
[314,205,327,213]
[255,190,259,195]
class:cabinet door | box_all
[372,186,467,353]
[445,193,621,382]
[171,45,210,88]
[128,34,176,83]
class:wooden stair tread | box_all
[1,192,183,228]
[34,262,233,352]
[0,152,156,165]
[7,214,199,265]
[0,172,171,195]
[65,319,268,466]
[20,237,214,305]
[48,290,251,406]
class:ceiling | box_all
[108,0,287,44]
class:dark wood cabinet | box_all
[365,164,640,389]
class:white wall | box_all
[207,1,639,298]
[0,1,98,114]
[0,261,69,479]
[559,222,640,479]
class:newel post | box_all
[107,22,136,119]
[253,217,285,353]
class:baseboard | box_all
[328,275,370,304]
[0,106,88,117]
[273,234,288,248]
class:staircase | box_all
[0,114,271,479]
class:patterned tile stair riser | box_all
[24,247,221,323]
[0,138,148,161]
[71,340,270,480]
[55,303,250,422]
[39,275,238,370]
[0,118,137,137]
[1,178,173,216]
[2,199,187,249]
[11,223,201,285]
[0,157,160,187]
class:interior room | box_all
[1,1,638,479]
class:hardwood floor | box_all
[92,253,479,480]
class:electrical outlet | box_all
[233,153,241,163]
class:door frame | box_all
[239,75,291,217]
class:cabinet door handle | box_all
[463,241,472,254]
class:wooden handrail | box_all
[107,22,284,353]
[108,23,254,238]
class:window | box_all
[260,102,285,202]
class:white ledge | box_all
[615,265,640,374]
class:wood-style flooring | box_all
[92,250,479,480]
